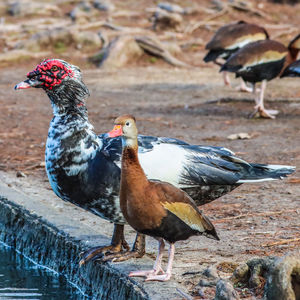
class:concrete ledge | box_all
[0,180,149,300]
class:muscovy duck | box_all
[221,34,300,119]
[106,114,219,281]
[204,21,269,92]
[15,59,295,263]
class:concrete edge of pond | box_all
[0,179,154,299]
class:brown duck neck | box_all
[121,143,149,190]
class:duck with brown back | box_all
[204,21,269,92]
[107,115,219,281]
[221,34,300,119]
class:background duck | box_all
[220,34,300,119]
[15,59,295,264]
[280,59,300,77]
[203,21,269,92]
[107,115,219,281]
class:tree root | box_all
[231,252,300,300]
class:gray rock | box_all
[16,171,26,178]
[93,0,115,11]
[7,1,59,17]
[214,279,240,300]
[203,266,219,279]
[23,28,74,52]
[198,278,217,287]
[158,2,186,14]
[72,31,101,50]
[152,8,182,31]
[68,1,94,23]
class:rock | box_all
[23,28,74,52]
[96,35,143,69]
[198,278,217,287]
[7,1,60,17]
[151,8,183,31]
[158,2,186,14]
[93,0,115,12]
[72,31,101,51]
[214,279,240,300]
[68,1,94,23]
[203,266,219,279]
[16,171,26,178]
[231,263,249,283]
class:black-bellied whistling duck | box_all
[281,60,300,77]
[107,115,220,281]
[204,21,269,92]
[221,34,300,119]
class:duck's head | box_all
[107,115,138,146]
[15,59,89,113]
[15,59,82,90]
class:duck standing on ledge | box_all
[107,115,219,281]
[203,21,269,92]
[15,59,295,264]
[221,34,300,119]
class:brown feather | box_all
[151,181,215,232]
[225,40,288,69]
[206,22,268,50]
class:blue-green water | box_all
[0,243,86,299]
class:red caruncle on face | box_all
[27,59,74,90]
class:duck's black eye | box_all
[51,66,58,72]
[125,121,130,126]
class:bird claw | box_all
[102,248,145,263]
[250,106,279,119]
[145,273,171,282]
[79,241,129,266]
[236,84,253,93]
[129,266,164,278]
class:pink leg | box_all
[129,239,165,278]
[236,78,253,93]
[145,243,175,282]
[252,80,279,119]
[223,71,231,87]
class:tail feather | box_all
[237,164,295,183]
[203,50,224,62]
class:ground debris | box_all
[227,133,251,140]
[214,279,240,300]
[231,252,300,300]
[135,36,190,67]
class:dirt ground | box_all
[0,0,300,298]
[0,64,299,299]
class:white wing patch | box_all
[138,143,190,187]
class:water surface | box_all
[0,243,85,299]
